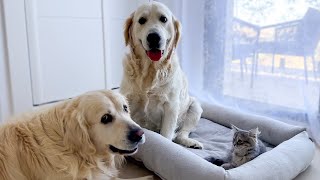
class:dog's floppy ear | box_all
[165,17,181,61]
[124,13,134,46]
[173,17,181,49]
[64,102,96,156]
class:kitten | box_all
[206,125,266,170]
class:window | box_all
[172,0,320,143]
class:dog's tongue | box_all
[147,50,162,61]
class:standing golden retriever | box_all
[0,90,149,180]
[120,2,203,149]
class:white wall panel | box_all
[26,0,105,104]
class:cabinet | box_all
[26,0,106,105]
[1,0,148,115]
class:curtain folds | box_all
[158,0,320,144]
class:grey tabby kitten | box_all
[206,125,266,170]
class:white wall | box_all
[0,0,13,121]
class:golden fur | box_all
[0,90,149,180]
[120,2,203,149]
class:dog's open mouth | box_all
[109,145,137,155]
[146,49,164,61]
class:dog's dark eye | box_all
[138,17,147,25]
[159,16,167,23]
[101,114,113,124]
[123,105,128,113]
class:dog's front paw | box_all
[174,137,204,149]
[188,141,203,149]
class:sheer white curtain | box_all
[160,0,320,144]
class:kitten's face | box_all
[232,125,260,156]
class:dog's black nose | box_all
[147,32,161,49]
[128,128,144,143]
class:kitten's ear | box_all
[231,124,241,132]
[249,127,261,137]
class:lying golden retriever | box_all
[0,90,149,180]
[120,2,203,149]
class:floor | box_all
[119,159,161,180]
[119,147,320,180]
[295,147,320,180]
[226,56,319,111]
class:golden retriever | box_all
[0,90,150,180]
[120,2,203,149]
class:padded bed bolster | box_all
[226,131,315,180]
[133,129,226,180]
[134,130,315,180]
[201,102,306,145]
[132,102,315,180]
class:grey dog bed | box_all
[132,102,315,180]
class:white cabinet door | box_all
[4,0,150,110]
[25,0,106,105]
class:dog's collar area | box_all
[109,145,137,155]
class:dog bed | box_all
[132,102,315,180]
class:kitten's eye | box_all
[237,141,243,145]
[123,105,128,113]
[138,17,147,25]
[159,15,167,23]
[101,114,113,124]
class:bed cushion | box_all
[201,102,307,146]
[132,102,315,180]
[188,118,274,160]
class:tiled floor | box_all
[119,148,320,180]
[119,160,160,180]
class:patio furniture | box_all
[232,18,260,79]
[232,8,320,84]
[257,7,320,83]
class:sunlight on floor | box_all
[224,54,320,111]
